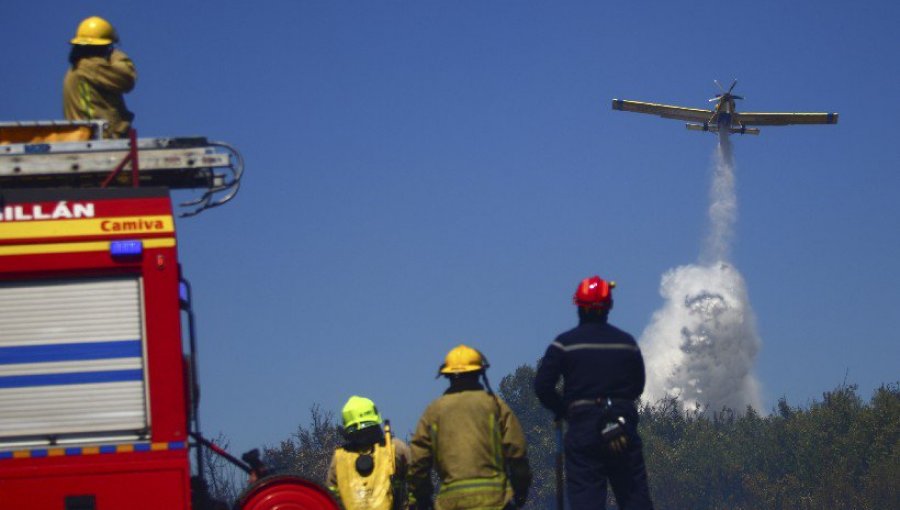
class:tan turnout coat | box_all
[63,49,136,139]
[409,390,530,510]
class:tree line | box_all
[205,365,898,509]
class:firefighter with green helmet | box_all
[63,16,137,139]
[327,396,411,510]
[408,345,531,510]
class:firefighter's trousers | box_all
[565,407,654,510]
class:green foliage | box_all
[209,373,898,510]
[262,404,345,484]
[198,432,244,507]
[498,366,900,510]
[499,364,559,509]
[199,407,344,507]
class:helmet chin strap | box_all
[481,370,495,396]
[480,370,505,442]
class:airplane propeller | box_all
[709,79,743,102]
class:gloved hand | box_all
[608,431,628,454]
[600,416,628,455]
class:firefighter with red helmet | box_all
[534,276,654,510]
[63,16,137,138]
[409,345,531,510]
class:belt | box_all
[568,397,610,411]
[568,396,635,412]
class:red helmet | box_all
[573,276,616,309]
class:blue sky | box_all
[3,1,898,456]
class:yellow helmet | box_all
[71,16,118,46]
[341,396,382,433]
[439,344,489,375]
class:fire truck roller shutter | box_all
[0,276,149,444]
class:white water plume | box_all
[702,134,737,264]
[640,133,762,412]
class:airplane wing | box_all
[737,112,839,126]
[612,99,713,123]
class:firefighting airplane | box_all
[611,80,838,135]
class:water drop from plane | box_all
[639,132,763,413]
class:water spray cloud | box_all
[640,134,762,412]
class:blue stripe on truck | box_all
[0,441,187,460]
[0,340,141,365]
[0,369,143,389]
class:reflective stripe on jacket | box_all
[63,49,136,138]
[436,476,508,510]
[534,317,645,420]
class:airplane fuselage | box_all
[718,113,733,133]
[712,97,738,130]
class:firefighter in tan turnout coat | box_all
[409,345,531,510]
[63,16,137,139]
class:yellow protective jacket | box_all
[63,49,136,139]
[409,387,531,510]
[327,437,411,510]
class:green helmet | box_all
[341,396,383,433]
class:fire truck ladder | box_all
[0,125,243,217]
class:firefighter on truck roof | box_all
[409,345,531,510]
[534,276,655,510]
[63,16,136,139]
[327,396,411,510]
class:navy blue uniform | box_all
[534,315,654,510]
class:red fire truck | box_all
[0,122,337,509]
